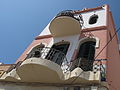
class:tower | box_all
[0,4,120,90]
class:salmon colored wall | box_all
[107,12,120,90]
[16,37,52,63]
[81,29,108,60]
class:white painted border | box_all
[76,37,100,49]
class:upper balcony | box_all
[49,10,81,37]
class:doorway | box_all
[46,42,70,65]
[71,41,96,71]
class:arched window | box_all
[46,41,70,65]
[77,41,96,60]
[89,14,98,25]
[26,44,45,59]
[71,39,96,71]
[78,41,96,71]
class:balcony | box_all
[64,59,106,84]
[16,47,68,83]
[0,46,106,86]
[49,10,81,37]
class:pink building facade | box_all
[0,5,120,90]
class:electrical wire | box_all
[95,27,120,59]
[69,13,120,86]
[69,27,120,86]
[69,27,120,90]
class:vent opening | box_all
[89,14,98,24]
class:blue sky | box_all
[0,0,120,64]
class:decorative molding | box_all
[35,35,53,40]
[82,26,107,32]
[35,26,107,41]
[76,37,100,49]
[73,6,103,14]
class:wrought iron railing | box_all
[93,59,107,81]
[26,47,68,67]
[5,47,69,73]
[5,46,107,81]
[63,58,107,81]
[55,10,80,21]
[69,58,94,71]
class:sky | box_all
[0,0,120,64]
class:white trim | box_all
[76,37,100,49]
[68,41,73,51]
[94,37,100,48]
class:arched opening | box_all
[26,44,45,59]
[89,14,98,25]
[46,41,70,65]
[77,41,96,60]
[71,40,96,71]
